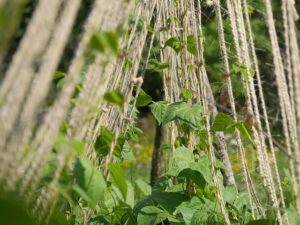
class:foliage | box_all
[73,157,107,207]
[0,1,298,225]
[104,89,125,107]
[90,31,119,56]
[43,99,275,224]
[150,101,203,130]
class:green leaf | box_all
[175,197,204,225]
[73,157,106,207]
[159,143,172,152]
[146,59,169,72]
[53,71,66,81]
[233,191,251,211]
[231,63,255,82]
[178,168,207,189]
[167,147,194,176]
[164,36,183,54]
[124,59,133,69]
[137,209,159,225]
[190,156,212,185]
[113,134,125,159]
[49,210,68,225]
[121,141,135,161]
[129,15,144,33]
[287,206,300,225]
[141,205,165,214]
[212,114,254,143]
[146,24,154,33]
[90,31,119,55]
[222,185,238,204]
[94,126,113,156]
[72,184,94,205]
[125,125,143,141]
[110,202,133,225]
[53,132,68,153]
[136,89,152,107]
[126,181,135,207]
[167,148,212,188]
[138,206,181,224]
[53,133,84,155]
[181,88,193,101]
[104,89,124,107]
[108,163,127,199]
[231,72,245,96]
[56,77,65,89]
[150,101,168,125]
[183,156,212,185]
[134,191,189,214]
[135,179,152,196]
[166,16,178,27]
[235,121,253,143]
[211,113,236,132]
[188,197,224,225]
[187,35,197,55]
[162,102,203,130]
[246,219,272,225]
[198,130,208,150]
[70,140,85,155]
[0,197,39,225]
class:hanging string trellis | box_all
[0,0,299,224]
